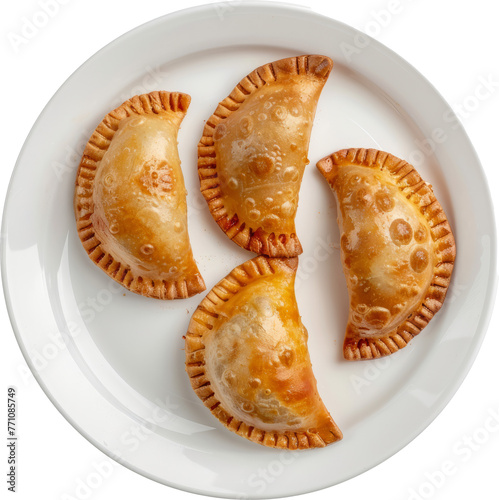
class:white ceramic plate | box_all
[2,2,496,498]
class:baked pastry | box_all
[185,256,342,449]
[198,55,333,257]
[317,148,456,360]
[74,91,205,299]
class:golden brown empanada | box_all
[198,55,333,257]
[185,256,342,449]
[317,148,456,360]
[74,91,205,300]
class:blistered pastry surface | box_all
[204,272,326,432]
[198,55,333,257]
[335,165,435,337]
[214,81,321,234]
[74,91,205,299]
[317,148,456,359]
[92,114,194,281]
[185,256,342,448]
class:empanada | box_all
[198,55,333,257]
[185,256,342,449]
[74,91,205,300]
[317,148,456,360]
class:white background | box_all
[1,1,498,499]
